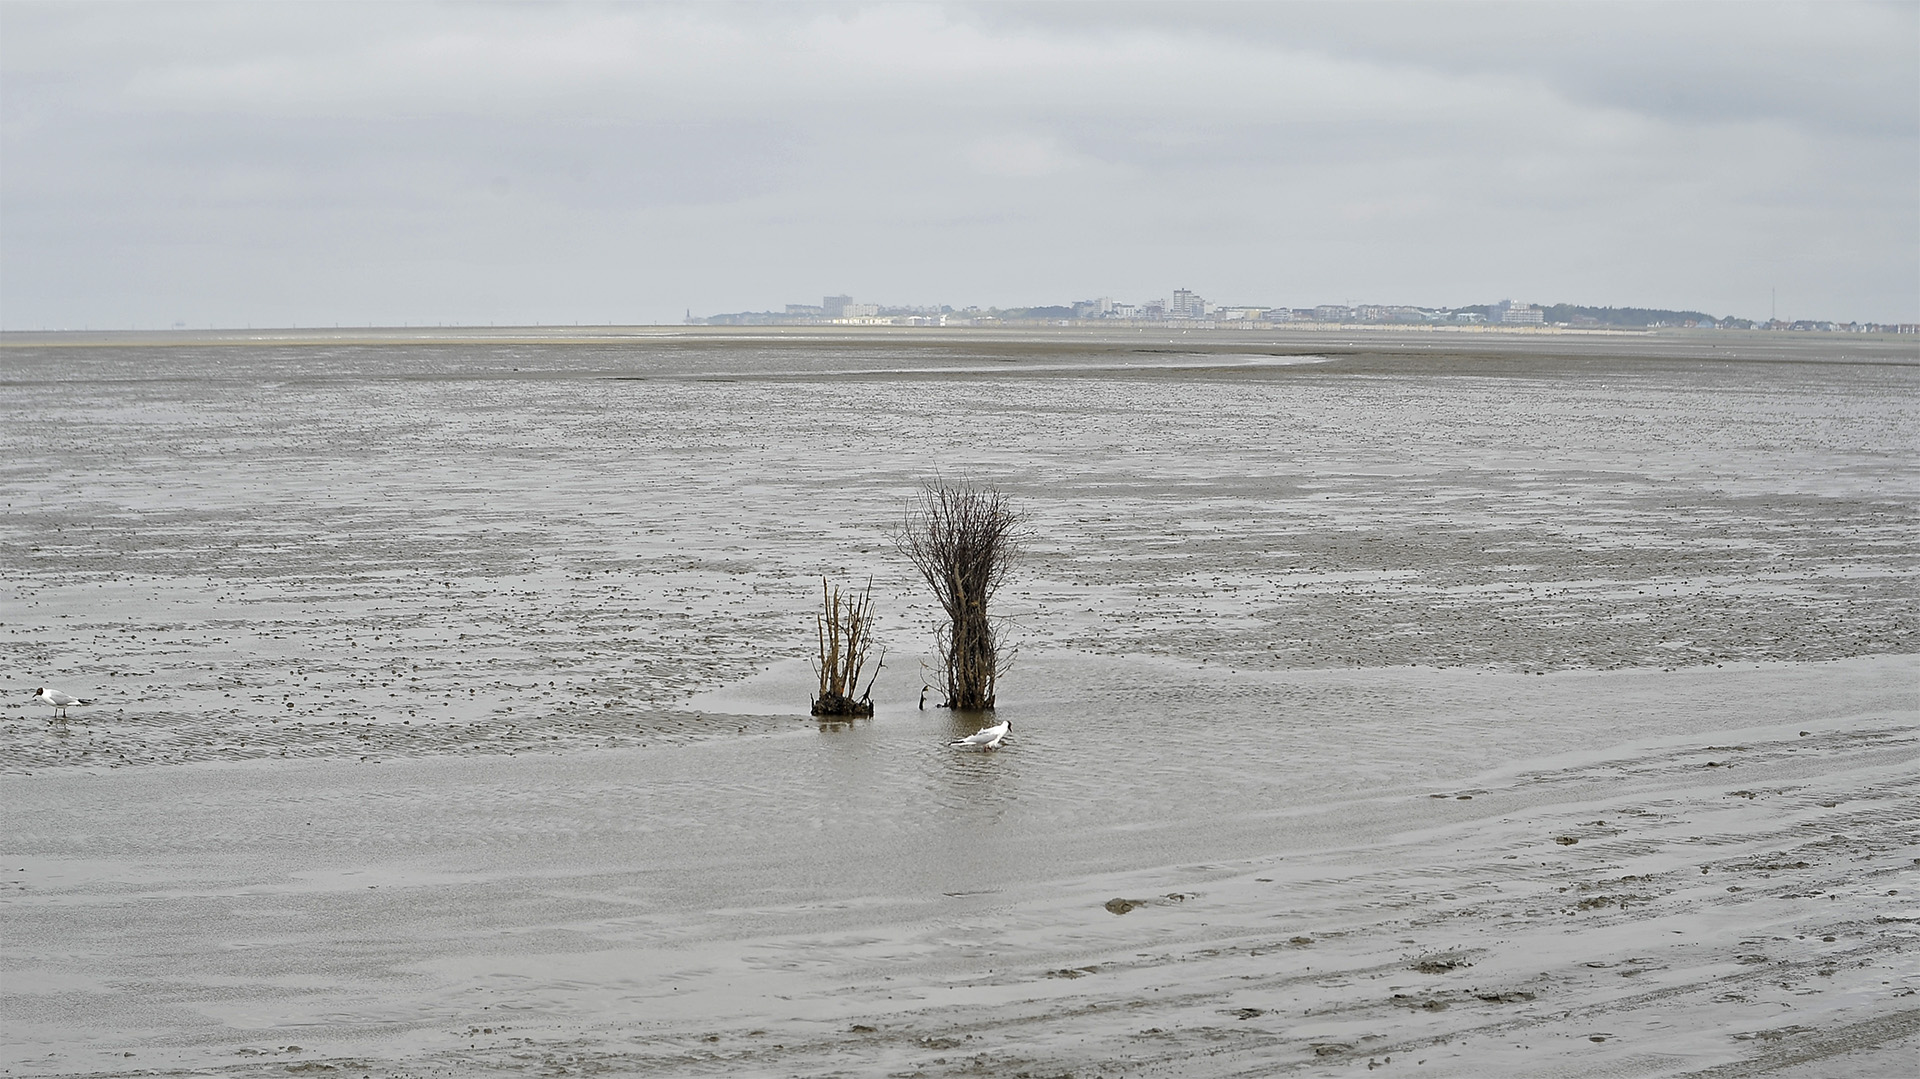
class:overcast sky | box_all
[2,1,1914,329]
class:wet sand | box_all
[2,329,1916,1076]
[3,656,1916,1078]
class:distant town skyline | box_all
[3,3,1914,330]
[691,291,1911,333]
[7,288,1908,334]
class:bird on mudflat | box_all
[949,719,1010,750]
[31,687,95,719]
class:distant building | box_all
[1312,305,1353,322]
[1159,287,1205,316]
[816,296,878,319]
[1494,300,1544,324]
[1355,305,1431,323]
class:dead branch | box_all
[811,577,880,717]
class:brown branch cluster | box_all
[811,577,882,717]
[899,482,1021,711]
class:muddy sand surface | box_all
[2,329,1917,1076]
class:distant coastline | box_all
[692,295,1917,335]
[4,320,1917,351]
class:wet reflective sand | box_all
[2,328,1916,1076]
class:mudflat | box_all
[2,328,1916,1076]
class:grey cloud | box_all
[975,1,1918,135]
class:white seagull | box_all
[949,719,1010,751]
[32,687,95,719]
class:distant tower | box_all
[822,295,852,319]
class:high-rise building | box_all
[1171,288,1205,319]
[822,295,853,318]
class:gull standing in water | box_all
[32,687,95,719]
[949,719,1010,751]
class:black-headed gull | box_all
[32,687,95,719]
[949,719,1010,750]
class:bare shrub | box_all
[899,482,1021,710]
[811,578,882,717]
